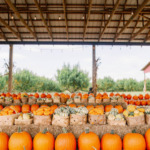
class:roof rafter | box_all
[34,0,52,40]
[130,20,150,41]
[62,0,68,40]
[5,0,37,40]
[99,0,121,41]
[139,14,150,21]
[0,28,7,41]
[83,0,93,40]
[115,0,150,41]
[0,17,21,40]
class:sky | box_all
[0,44,150,82]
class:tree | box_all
[115,79,126,91]
[124,78,138,91]
[56,64,90,92]
[97,77,115,92]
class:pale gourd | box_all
[109,108,118,116]
[108,114,115,121]
[134,110,139,115]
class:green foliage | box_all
[56,64,90,92]
[97,77,115,92]
[124,78,138,91]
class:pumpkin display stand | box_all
[0,99,4,103]
[88,97,95,103]
[21,97,28,103]
[70,114,87,125]
[103,99,110,103]
[53,96,60,103]
[14,100,21,104]
[34,115,52,125]
[52,115,69,127]
[74,97,81,103]
[96,99,102,103]
[60,97,68,103]
[15,118,33,125]
[88,114,106,125]
[107,120,126,126]
[28,98,36,103]
[81,99,87,103]
[146,114,150,124]
[5,101,12,105]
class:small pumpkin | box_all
[104,105,113,112]
[54,93,60,97]
[77,93,82,98]
[78,128,100,150]
[55,127,76,150]
[123,129,146,150]
[6,92,11,97]
[47,94,52,98]
[22,104,31,113]
[133,95,138,100]
[33,128,55,150]
[0,132,9,150]
[115,93,120,96]
[9,127,32,150]
[101,130,122,150]
[31,104,39,113]
[34,93,39,98]
[121,94,126,99]
[127,94,132,100]
[140,100,147,106]
[145,93,150,100]
[0,105,3,110]
[135,100,140,106]
[71,93,76,98]
[51,105,58,112]
[14,105,22,113]
[138,94,143,100]
[115,105,123,113]
[109,92,114,97]
[41,93,46,98]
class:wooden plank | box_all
[8,44,13,93]
[98,13,104,41]
[47,14,53,39]
[139,14,150,21]
[62,0,68,40]
[130,20,150,41]
[5,0,37,40]
[0,28,7,41]
[99,0,121,41]
[34,0,52,40]
[83,0,93,40]
[115,0,150,41]
[0,17,21,40]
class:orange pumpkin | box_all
[145,94,150,100]
[0,132,9,150]
[22,104,31,113]
[34,93,39,98]
[69,104,76,108]
[95,105,104,111]
[41,104,48,108]
[71,93,76,98]
[115,105,123,113]
[33,128,55,150]
[101,130,122,150]
[109,92,114,97]
[1,93,6,97]
[129,100,135,105]
[54,93,60,97]
[105,105,113,112]
[145,128,150,150]
[103,93,108,97]
[51,105,58,112]
[127,94,132,100]
[89,93,94,97]
[133,95,138,100]
[31,104,39,113]
[78,128,100,150]
[135,100,140,106]
[124,100,129,104]
[115,93,120,96]
[9,127,32,150]
[47,94,52,98]
[41,93,46,98]
[138,94,143,100]
[121,94,126,99]
[82,94,88,99]
[0,105,3,110]
[123,130,146,150]
[14,105,22,113]
[77,93,82,98]
[86,105,94,111]
[6,92,11,97]
[55,128,76,150]
[140,100,147,106]
[147,100,150,106]
[12,94,17,98]
[29,94,33,97]
[97,93,102,97]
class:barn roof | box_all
[1,0,150,45]
[141,62,150,71]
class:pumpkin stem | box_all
[85,127,89,134]
[132,129,136,133]
[18,127,21,133]
[62,127,67,133]
[42,128,48,134]
[23,146,26,150]
[110,130,114,134]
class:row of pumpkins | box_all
[0,103,124,115]
[1,92,150,100]
[1,126,150,150]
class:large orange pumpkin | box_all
[9,127,32,150]
[78,128,100,150]
[145,94,150,100]
[95,105,104,111]
[138,94,143,100]
[145,128,150,150]
[115,105,123,113]
[101,130,122,150]
[22,104,31,113]
[33,128,55,150]
[123,130,146,150]
[127,94,132,100]
[0,105,3,110]
[104,105,113,112]
[55,128,76,150]
[31,104,39,113]
[14,105,22,113]
[0,132,9,150]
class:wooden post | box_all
[144,73,146,92]
[92,45,96,96]
[8,44,13,93]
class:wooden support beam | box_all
[92,45,96,96]
[34,0,52,40]
[47,14,53,38]
[0,28,7,41]
[0,17,21,40]
[130,20,150,41]
[99,13,104,41]
[114,13,122,42]
[99,0,121,41]
[8,44,13,93]
[129,16,140,41]
[5,0,37,40]
[139,14,150,21]
[115,0,150,41]
[83,0,93,40]
[63,0,68,40]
